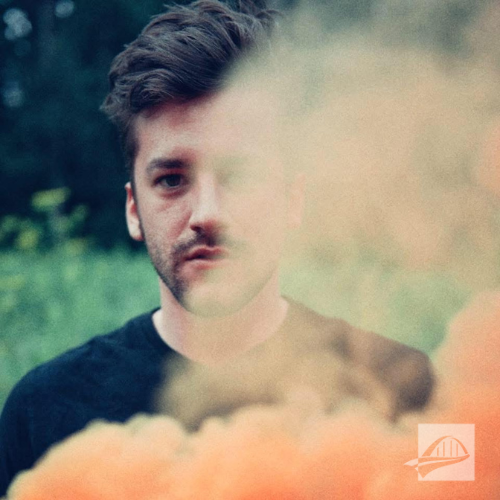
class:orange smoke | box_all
[475,124,500,200]
[369,292,500,500]
[6,292,500,500]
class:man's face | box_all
[126,89,303,317]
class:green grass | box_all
[0,248,471,411]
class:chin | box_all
[179,264,278,318]
[183,286,258,318]
[183,296,247,318]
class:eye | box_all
[157,173,187,189]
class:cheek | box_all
[139,200,190,240]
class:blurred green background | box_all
[0,0,485,409]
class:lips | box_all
[184,246,228,262]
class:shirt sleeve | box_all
[0,381,36,498]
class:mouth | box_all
[184,246,228,262]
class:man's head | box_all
[102,1,303,317]
[101,0,279,177]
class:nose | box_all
[188,173,225,236]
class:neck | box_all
[153,273,289,365]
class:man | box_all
[0,0,434,495]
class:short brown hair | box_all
[101,0,279,176]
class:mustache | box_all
[171,231,241,263]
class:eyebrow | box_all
[146,158,190,176]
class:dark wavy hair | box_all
[101,0,280,176]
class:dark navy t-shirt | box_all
[0,302,434,497]
[0,309,175,496]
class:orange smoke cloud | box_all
[475,124,500,200]
[368,292,500,500]
[5,292,500,500]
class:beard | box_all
[141,222,278,318]
[141,218,243,315]
[143,231,213,308]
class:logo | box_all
[404,424,475,481]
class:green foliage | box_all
[31,187,70,212]
[0,188,89,251]
[0,0,167,248]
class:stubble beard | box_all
[140,220,229,313]
[139,221,278,318]
[144,235,192,309]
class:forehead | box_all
[133,88,281,166]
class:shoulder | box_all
[5,310,159,406]
[0,310,165,492]
[0,333,112,496]
[286,300,435,419]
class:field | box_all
[0,248,470,410]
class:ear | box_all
[125,182,144,241]
[287,172,305,229]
